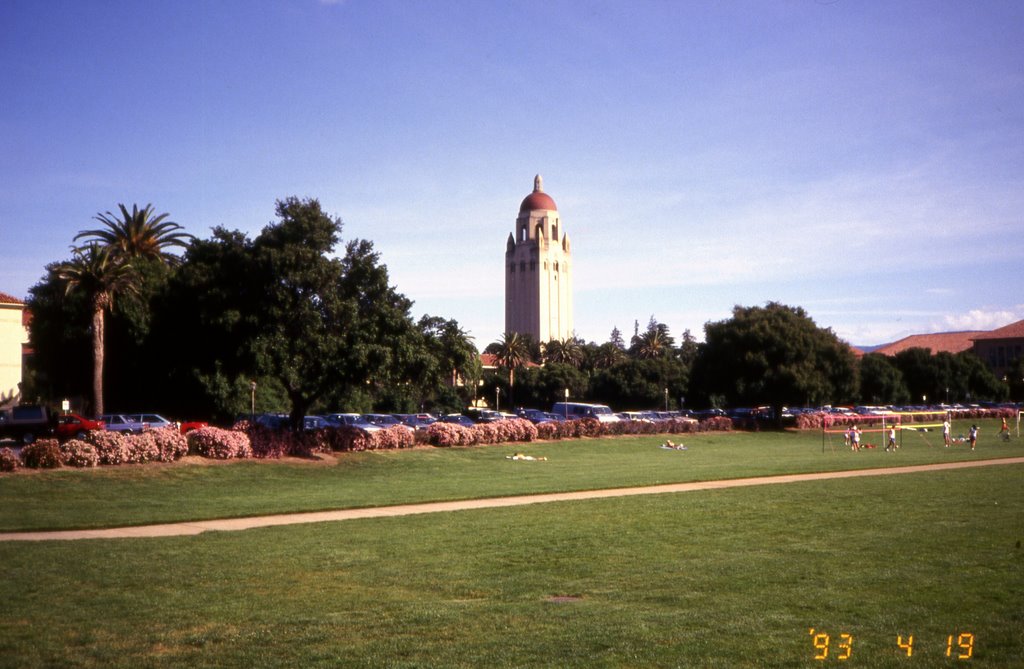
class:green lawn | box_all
[1,418,1021,532]
[0,463,1021,667]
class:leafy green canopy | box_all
[692,302,857,413]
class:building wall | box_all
[973,338,1024,380]
[0,303,27,403]
[505,206,573,342]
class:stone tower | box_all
[505,175,573,343]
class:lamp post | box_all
[249,381,257,421]
[495,387,501,412]
[564,388,569,420]
[664,387,669,412]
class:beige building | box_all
[504,175,573,343]
[0,292,28,407]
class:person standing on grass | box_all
[886,425,897,452]
[999,416,1009,440]
[969,424,979,451]
[851,425,861,451]
[943,418,951,447]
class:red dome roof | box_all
[519,191,557,212]
[519,174,557,212]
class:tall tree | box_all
[858,353,909,404]
[544,337,583,367]
[55,244,138,415]
[492,331,530,399]
[75,203,192,265]
[691,302,857,420]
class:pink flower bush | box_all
[21,439,63,469]
[472,422,500,445]
[150,427,189,461]
[373,425,416,450]
[535,422,561,440]
[87,430,133,465]
[425,422,476,447]
[126,431,160,464]
[699,416,733,432]
[0,447,19,472]
[59,439,99,468]
[493,418,538,443]
[187,426,253,459]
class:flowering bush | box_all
[535,421,561,440]
[187,427,253,459]
[21,439,63,469]
[699,416,733,432]
[472,422,500,445]
[425,422,476,447]
[373,425,416,450]
[150,427,189,461]
[126,431,160,464]
[242,423,292,458]
[495,418,538,443]
[87,430,133,465]
[59,439,99,467]
[0,446,21,472]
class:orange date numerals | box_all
[897,635,914,657]
[946,633,975,659]
[808,629,853,661]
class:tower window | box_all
[530,261,536,271]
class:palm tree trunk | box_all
[92,306,105,416]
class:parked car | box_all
[394,414,437,430]
[0,405,56,444]
[99,414,149,434]
[55,413,105,441]
[363,414,414,431]
[324,413,383,432]
[303,415,333,431]
[441,414,476,428]
[518,409,561,424]
[463,408,503,423]
[127,413,208,435]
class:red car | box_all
[55,413,105,441]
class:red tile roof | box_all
[0,292,25,305]
[971,319,1024,341]
[874,331,983,356]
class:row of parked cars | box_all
[0,405,207,445]
[253,410,513,433]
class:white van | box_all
[550,402,621,423]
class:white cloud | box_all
[936,308,1024,332]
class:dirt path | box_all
[3,457,1023,542]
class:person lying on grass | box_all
[661,440,687,451]
[506,453,547,461]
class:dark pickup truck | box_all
[0,405,56,445]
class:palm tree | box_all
[634,328,670,359]
[544,337,583,367]
[74,203,192,264]
[56,245,138,416]
[492,331,530,391]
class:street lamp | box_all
[249,380,257,421]
[495,387,501,412]
[564,388,569,420]
[664,387,669,412]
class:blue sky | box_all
[2,0,1022,348]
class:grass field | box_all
[0,418,1021,532]
[1,420,1022,667]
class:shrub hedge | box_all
[21,439,63,469]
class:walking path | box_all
[3,457,1022,542]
